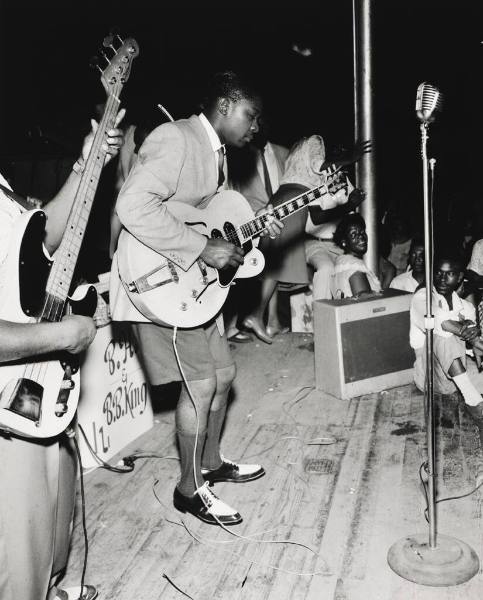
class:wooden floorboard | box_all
[63,333,483,599]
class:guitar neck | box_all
[240,165,345,241]
[42,89,122,320]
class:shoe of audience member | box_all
[228,330,253,343]
[173,482,242,525]
[242,316,273,344]
[202,457,265,484]
[55,585,98,600]
[266,325,290,337]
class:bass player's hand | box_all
[60,315,97,354]
[200,238,245,269]
[81,108,126,166]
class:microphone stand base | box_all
[387,533,479,586]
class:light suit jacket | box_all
[110,114,219,321]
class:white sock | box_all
[452,372,482,406]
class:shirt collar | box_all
[434,288,463,310]
[198,113,224,154]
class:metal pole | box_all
[353,0,377,273]
[421,123,436,547]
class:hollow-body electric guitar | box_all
[117,166,347,328]
[0,34,139,438]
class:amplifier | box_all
[313,289,414,399]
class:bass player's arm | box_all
[42,111,125,255]
[0,315,96,362]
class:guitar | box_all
[117,166,347,328]
[0,34,139,438]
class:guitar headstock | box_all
[91,32,139,95]
[326,168,348,195]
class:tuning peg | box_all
[102,34,117,54]
[98,48,111,64]
[109,25,124,44]
[89,56,103,73]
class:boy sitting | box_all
[410,253,483,422]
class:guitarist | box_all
[111,71,282,525]
[0,115,124,600]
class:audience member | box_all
[410,253,483,425]
[386,213,412,275]
[330,213,381,299]
[390,236,425,292]
[225,122,289,342]
[305,139,371,300]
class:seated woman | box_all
[330,213,381,299]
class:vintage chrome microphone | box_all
[387,83,479,586]
[415,82,443,124]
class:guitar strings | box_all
[21,89,121,395]
[41,88,120,324]
[223,175,344,246]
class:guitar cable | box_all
[65,426,89,600]
[77,423,179,473]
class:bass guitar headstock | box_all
[90,30,139,96]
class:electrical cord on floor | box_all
[419,460,483,523]
[66,426,89,600]
[77,423,179,474]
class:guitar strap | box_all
[0,182,37,211]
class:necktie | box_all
[217,147,225,188]
[260,146,273,199]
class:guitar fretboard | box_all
[239,166,345,241]
[41,89,122,322]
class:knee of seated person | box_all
[215,364,237,391]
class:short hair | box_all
[201,71,261,112]
[333,213,366,249]
[433,250,465,273]
[409,236,425,252]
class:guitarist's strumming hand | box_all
[200,238,245,270]
[258,204,284,240]
[59,315,97,354]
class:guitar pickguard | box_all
[18,210,53,318]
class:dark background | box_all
[0,0,482,238]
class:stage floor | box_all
[64,333,483,599]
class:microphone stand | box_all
[387,122,479,586]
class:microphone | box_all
[415,82,443,123]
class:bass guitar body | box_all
[0,210,97,438]
[117,190,265,328]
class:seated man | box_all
[390,236,425,293]
[410,254,483,423]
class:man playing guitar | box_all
[111,71,282,525]
[0,117,124,600]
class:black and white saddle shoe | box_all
[173,482,242,525]
[202,457,265,484]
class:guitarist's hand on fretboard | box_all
[257,203,284,240]
[200,238,245,269]
[80,108,126,166]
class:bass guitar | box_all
[117,166,347,328]
[0,33,139,438]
